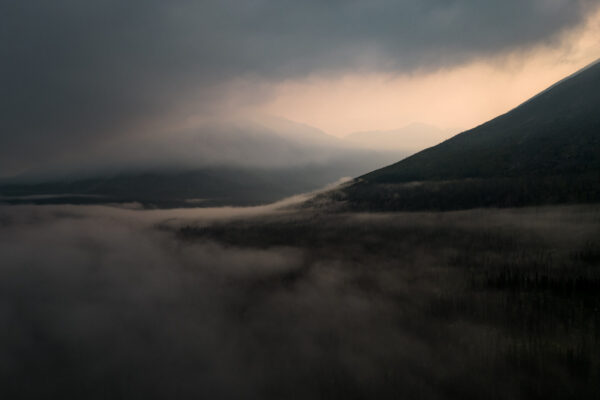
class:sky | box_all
[258,7,600,136]
[2,0,600,176]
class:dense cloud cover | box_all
[1,0,597,174]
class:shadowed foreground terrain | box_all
[1,204,599,399]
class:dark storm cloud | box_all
[1,0,596,173]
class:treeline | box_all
[335,173,600,212]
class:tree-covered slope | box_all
[363,61,600,183]
[332,61,600,211]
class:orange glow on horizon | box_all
[256,8,600,139]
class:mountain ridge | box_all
[328,59,600,211]
[363,59,600,183]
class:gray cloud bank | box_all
[2,0,597,173]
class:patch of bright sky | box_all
[256,8,600,139]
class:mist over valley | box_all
[2,1,600,398]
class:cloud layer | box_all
[2,0,597,173]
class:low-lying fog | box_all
[1,202,599,399]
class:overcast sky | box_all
[2,0,599,176]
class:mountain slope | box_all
[335,60,600,211]
[365,61,600,182]
[0,162,379,208]
[0,117,406,207]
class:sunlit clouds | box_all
[2,1,599,176]
[256,8,600,138]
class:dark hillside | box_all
[365,61,600,183]
[336,61,600,211]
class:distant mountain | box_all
[7,117,358,181]
[0,118,406,207]
[0,165,357,208]
[344,123,450,152]
[331,60,600,211]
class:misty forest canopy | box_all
[329,60,600,211]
